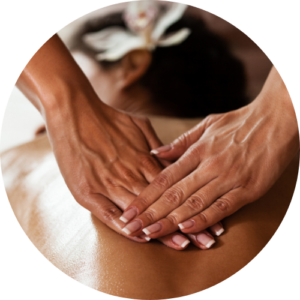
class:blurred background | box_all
[0,3,126,153]
[0,1,271,153]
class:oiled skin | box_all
[2,116,298,299]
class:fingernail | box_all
[210,223,225,236]
[139,234,151,242]
[150,145,172,155]
[122,220,142,235]
[142,223,162,235]
[196,233,215,248]
[119,207,138,224]
[178,220,194,230]
[172,235,190,248]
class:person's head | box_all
[72,8,248,117]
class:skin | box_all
[3,128,298,298]
[16,34,222,250]
[120,67,300,239]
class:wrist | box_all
[41,78,108,144]
[251,70,299,153]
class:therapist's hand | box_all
[46,94,165,241]
[119,67,299,239]
[47,97,224,249]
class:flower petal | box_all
[152,3,187,41]
[157,28,191,47]
[95,36,146,61]
[83,27,134,51]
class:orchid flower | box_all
[83,1,190,61]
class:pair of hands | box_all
[17,34,221,250]
[117,68,299,242]
[18,36,298,250]
[48,68,298,251]
[47,93,221,250]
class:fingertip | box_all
[172,234,190,249]
[119,207,138,224]
[210,222,225,236]
[150,145,172,156]
[178,220,195,231]
[187,231,216,250]
[139,234,151,242]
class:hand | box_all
[46,92,216,249]
[47,96,225,249]
[46,93,161,239]
[119,67,299,239]
[16,34,223,250]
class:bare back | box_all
[2,116,298,299]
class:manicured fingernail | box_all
[150,145,172,155]
[119,207,137,224]
[142,223,162,235]
[210,223,224,236]
[172,235,190,248]
[139,234,151,241]
[122,220,142,235]
[196,233,215,248]
[178,220,194,230]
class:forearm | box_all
[16,34,106,121]
[16,33,110,148]
[119,67,299,238]
[252,66,299,155]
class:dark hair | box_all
[74,9,248,118]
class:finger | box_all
[209,222,225,237]
[150,118,209,160]
[155,158,172,168]
[131,116,167,180]
[109,161,150,195]
[132,116,163,150]
[85,193,148,243]
[139,232,190,251]
[83,194,189,249]
[88,195,192,250]
[186,230,216,250]
[179,188,246,233]
[157,232,190,250]
[138,154,164,183]
[106,186,137,210]
[123,176,229,238]
[119,150,201,226]
[160,179,229,227]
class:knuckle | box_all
[152,172,170,189]
[120,167,137,182]
[101,206,119,223]
[166,214,179,226]
[103,177,119,189]
[213,198,231,213]
[186,194,205,212]
[175,132,189,149]
[140,155,158,172]
[163,187,184,206]
[205,113,224,128]
[76,181,94,197]
[136,196,150,208]
[187,144,201,158]
[143,210,157,223]
[206,114,217,123]
[196,212,208,224]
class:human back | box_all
[2,115,297,299]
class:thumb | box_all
[150,118,209,161]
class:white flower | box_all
[83,1,191,61]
